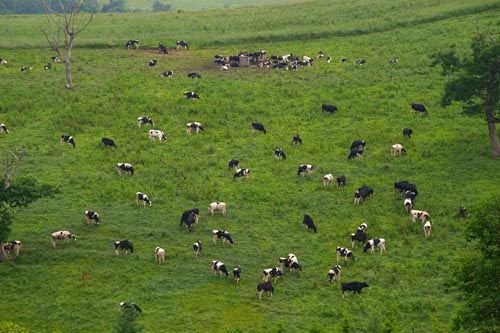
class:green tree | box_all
[152,1,172,12]
[431,26,500,157]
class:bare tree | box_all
[43,0,94,89]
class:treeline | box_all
[0,0,173,15]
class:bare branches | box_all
[1,147,27,191]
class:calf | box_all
[137,116,154,127]
[60,135,75,148]
[411,103,426,114]
[136,192,152,208]
[322,104,338,114]
[208,202,226,216]
[404,197,414,211]
[323,174,333,187]
[193,240,202,258]
[363,238,386,254]
[125,40,139,49]
[180,208,199,232]
[341,282,369,298]
[234,168,250,181]
[117,163,134,176]
[184,91,199,99]
[233,265,241,284]
[0,123,9,133]
[161,70,173,77]
[252,122,267,134]
[292,133,302,146]
[257,281,274,300]
[176,40,189,50]
[423,221,432,239]
[84,210,100,225]
[158,42,168,54]
[149,129,167,142]
[51,230,76,248]
[228,159,240,170]
[403,128,413,139]
[114,240,134,255]
[328,265,342,283]
[263,267,284,282]
[187,72,202,79]
[348,149,363,160]
[120,302,142,313]
[101,137,117,148]
[391,144,407,156]
[154,246,165,263]
[354,186,373,204]
[350,140,366,151]
[303,214,317,233]
[211,260,229,277]
[3,240,21,256]
[297,164,313,176]
[212,230,234,244]
[274,148,287,160]
[186,122,204,135]
[336,175,346,189]
[411,209,430,223]
[336,247,355,263]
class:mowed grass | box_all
[0,1,499,332]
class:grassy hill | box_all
[0,0,499,332]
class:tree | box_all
[152,1,172,12]
[451,196,500,332]
[43,0,94,89]
[431,25,500,157]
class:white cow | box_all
[149,130,167,142]
[323,174,333,186]
[391,144,406,156]
[411,209,430,223]
[208,202,226,216]
[154,247,165,263]
[51,231,76,248]
[423,221,432,238]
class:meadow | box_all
[0,0,499,332]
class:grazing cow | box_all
[404,197,414,211]
[149,59,158,67]
[186,122,204,135]
[328,265,342,283]
[263,267,283,282]
[391,144,407,156]
[1,58,7,64]
[354,59,366,65]
[120,302,142,313]
[350,140,366,151]
[60,135,75,148]
[274,148,287,160]
[297,164,313,176]
[322,104,338,114]
[180,208,199,232]
[459,206,467,218]
[137,116,154,127]
[212,230,234,244]
[160,70,173,77]
[154,246,165,263]
[411,103,426,114]
[336,175,346,190]
[423,221,432,239]
[341,282,369,298]
[354,186,374,204]
[101,137,117,148]
[149,129,167,142]
[51,231,76,248]
[405,191,418,202]
[317,51,325,58]
[183,91,199,99]
[326,57,332,63]
[363,238,386,254]
[251,122,267,134]
[292,134,302,146]
[348,149,364,160]
[233,266,241,284]
[44,63,51,70]
[0,124,9,133]
[125,40,139,49]
[136,192,152,208]
[176,40,189,50]
[187,72,201,79]
[394,181,418,195]
[3,240,21,256]
[234,168,250,181]
[303,214,317,233]
[193,240,202,258]
[350,223,367,247]
[208,202,226,216]
[116,163,134,176]
[323,174,334,187]
[336,247,355,263]
[340,57,348,62]
[84,210,100,225]
[158,42,168,54]
[114,240,134,255]
[411,209,430,223]
[389,57,399,64]
[257,282,274,300]
[211,260,229,277]
[403,128,413,139]
[20,67,33,72]
[228,159,240,170]
[51,56,61,62]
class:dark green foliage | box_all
[152,1,172,12]
[102,0,127,13]
[0,177,58,208]
[114,308,143,333]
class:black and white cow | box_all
[336,175,347,190]
[350,223,367,248]
[60,135,75,148]
[84,210,100,225]
[348,149,364,159]
[354,59,366,65]
[228,159,240,170]
[137,116,154,128]
[323,174,333,187]
[51,230,76,248]
[341,282,369,298]
[116,163,134,176]
[252,122,266,134]
[354,186,373,204]
[193,240,202,258]
[234,168,250,181]
[274,148,287,160]
[389,57,399,64]
[350,140,366,151]
[1,58,8,64]
[149,59,158,67]
[44,63,51,70]
[410,210,430,223]
[184,91,199,99]
[120,302,142,313]
[3,240,21,256]
[180,208,199,232]
[405,190,418,202]
[404,197,414,211]
[158,42,168,54]
[187,72,201,79]
[212,230,234,244]
[0,123,9,134]
[20,66,33,72]
[336,247,355,263]
[211,260,229,277]
[50,56,61,62]
[136,192,152,208]
[322,104,338,114]
[233,265,241,284]
[125,40,139,49]
[297,164,313,176]
[459,206,467,218]
[208,202,226,216]
[101,137,117,148]
[186,122,204,135]
[403,128,413,139]
[423,221,432,239]
[257,281,274,300]
[149,129,167,142]
[263,267,284,282]
[114,240,134,255]
[160,70,173,77]
[154,246,165,263]
[292,133,302,146]
[394,181,418,195]
[363,238,386,254]
[284,253,302,273]
[303,214,317,233]
[391,144,407,156]
[411,103,426,114]
[176,40,189,50]
[328,265,342,283]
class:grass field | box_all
[0,0,499,332]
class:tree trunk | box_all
[65,40,73,89]
[0,245,7,262]
[487,112,500,157]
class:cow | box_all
[391,144,407,156]
[3,240,21,256]
[120,302,142,313]
[363,238,386,254]
[459,206,467,218]
[149,59,157,67]
[292,134,302,146]
[340,57,348,63]
[404,197,414,211]
[149,130,167,142]
[322,104,338,114]
[125,40,139,49]
[193,240,202,258]
[274,148,287,160]
[350,225,367,248]
[1,58,7,64]
[317,51,325,58]
[154,246,165,263]
[263,267,283,282]
[114,240,134,255]
[180,208,199,232]
[101,137,117,148]
[233,265,241,284]
[51,56,61,62]
[176,40,189,50]
[186,122,204,135]
[389,57,399,64]
[297,164,313,176]
[341,282,369,298]
[328,265,342,283]
[184,91,199,99]
[252,122,266,134]
[336,175,346,190]
[136,192,152,208]
[336,247,355,263]
[60,135,75,148]
[160,70,173,77]
[257,281,274,300]
[303,214,317,233]
[158,42,168,54]
[405,191,418,202]
[350,140,366,151]
[51,231,76,248]
[137,117,154,127]
[284,253,302,273]
[411,209,430,223]
[234,168,250,181]
[323,174,333,187]
[411,103,426,114]
[403,128,413,139]
[0,124,9,133]
[211,260,229,277]
[187,72,201,79]
[423,221,432,239]
[44,63,51,70]
[116,163,134,176]
[354,59,366,65]
[228,159,240,170]
[208,202,226,216]
[212,230,234,244]
[84,210,100,225]
[394,181,418,195]
[20,67,33,72]
[354,186,373,204]
[348,149,363,159]
[326,57,332,63]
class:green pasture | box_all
[0,0,499,332]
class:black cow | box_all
[187,72,201,79]
[336,247,355,263]
[328,265,342,283]
[125,40,139,49]
[120,302,142,313]
[184,91,199,99]
[211,260,229,277]
[233,265,241,284]
[0,123,9,134]
[149,59,157,67]
[411,103,426,114]
[292,134,302,146]
[263,267,283,282]
[234,168,250,181]
[44,63,51,70]
[180,208,199,232]
[61,135,75,148]
[303,214,317,233]
[403,128,413,139]
[336,175,346,190]
[341,282,369,297]
[161,70,173,77]
[257,281,273,300]
[394,181,417,195]
[350,140,366,151]
[193,240,202,258]
[158,42,168,54]
[252,122,266,134]
[297,164,313,176]
[228,159,240,170]
[116,163,134,176]
[274,148,287,160]
[348,149,363,159]
[322,104,338,114]
[459,206,467,218]
[85,210,100,225]
[176,40,189,50]
[212,229,234,244]
[350,230,366,248]
[354,186,373,204]
[137,116,154,127]
[114,240,134,255]
[101,137,117,148]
